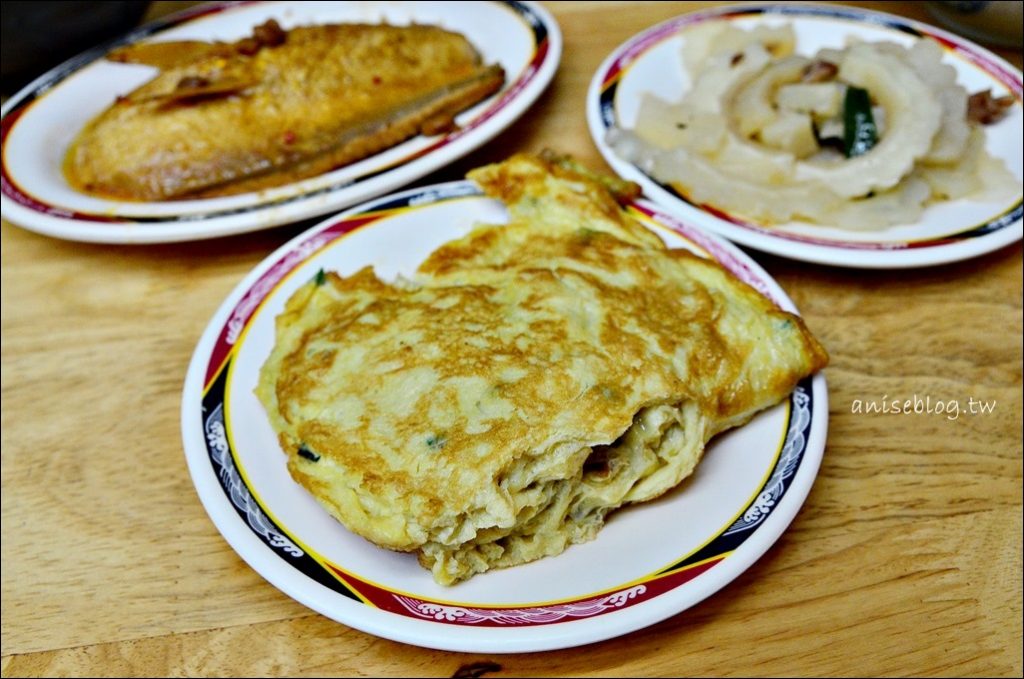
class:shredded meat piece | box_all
[801,60,838,83]
[967,90,1014,125]
[235,20,287,56]
[254,19,286,47]
[582,447,611,477]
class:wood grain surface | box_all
[2,1,1021,677]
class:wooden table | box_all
[2,2,1021,676]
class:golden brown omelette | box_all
[256,153,828,585]
[64,20,504,201]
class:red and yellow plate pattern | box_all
[182,181,828,651]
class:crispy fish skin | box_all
[64,23,505,200]
[256,153,828,585]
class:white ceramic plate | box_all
[0,1,559,244]
[180,180,829,652]
[587,3,1024,268]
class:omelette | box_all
[256,153,828,585]
[64,20,504,200]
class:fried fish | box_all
[255,153,828,585]
[63,20,505,201]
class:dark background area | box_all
[1,1,150,94]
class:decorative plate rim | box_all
[0,0,561,244]
[586,2,1024,269]
[180,179,829,652]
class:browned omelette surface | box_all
[256,154,828,585]
[64,21,505,201]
